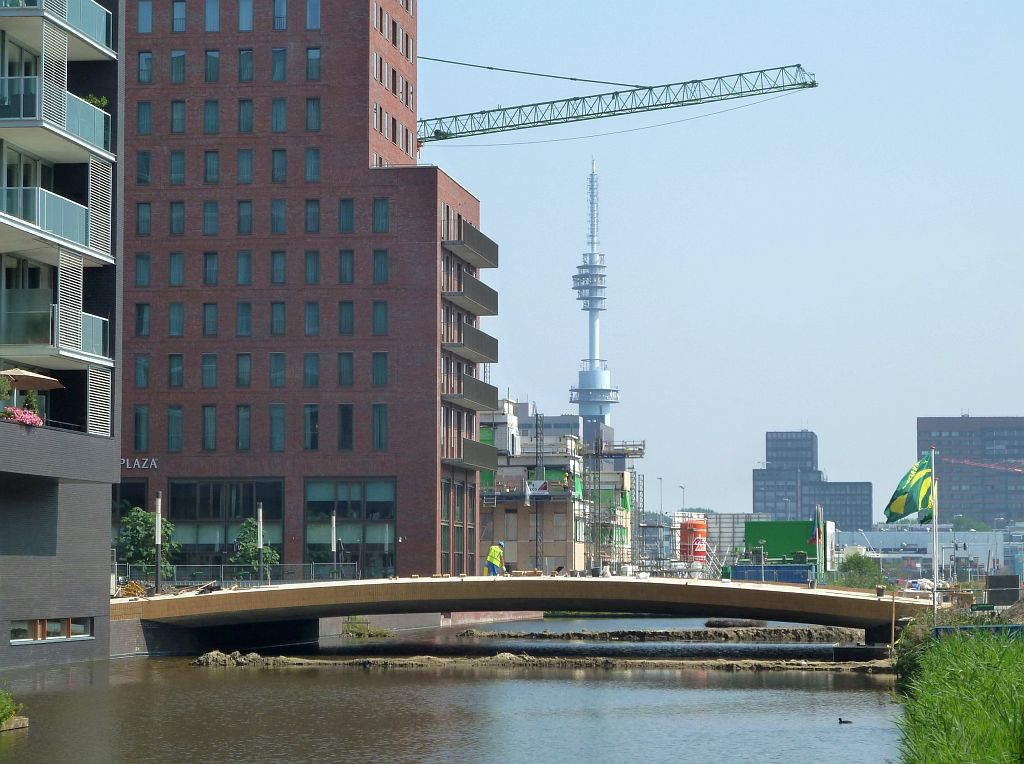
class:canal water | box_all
[0,617,902,763]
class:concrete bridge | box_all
[110,576,934,656]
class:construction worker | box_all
[485,541,505,576]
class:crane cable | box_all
[421,92,799,148]
[418,55,649,89]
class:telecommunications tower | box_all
[570,161,619,439]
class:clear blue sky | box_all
[417,2,1023,520]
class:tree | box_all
[116,506,179,579]
[230,517,281,571]
[952,515,990,532]
[838,552,886,589]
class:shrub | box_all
[0,688,22,724]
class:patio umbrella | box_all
[0,368,63,390]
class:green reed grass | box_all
[898,632,1024,763]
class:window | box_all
[504,510,518,541]
[372,352,388,387]
[167,406,183,452]
[372,403,388,450]
[372,198,390,232]
[172,0,186,31]
[203,100,220,134]
[303,353,320,387]
[372,301,388,335]
[202,201,219,234]
[304,148,320,182]
[204,0,219,32]
[236,149,253,183]
[134,406,149,451]
[205,50,220,82]
[306,48,320,80]
[336,200,355,234]
[303,404,319,450]
[305,98,321,130]
[201,353,217,387]
[339,250,354,283]
[138,52,153,83]
[304,199,320,232]
[237,201,253,234]
[271,149,287,182]
[137,101,152,134]
[304,250,320,284]
[136,152,152,185]
[134,252,151,286]
[372,249,389,283]
[236,251,252,284]
[168,354,184,387]
[235,302,251,336]
[136,203,151,235]
[203,303,218,336]
[236,405,251,450]
[169,201,185,235]
[270,302,286,336]
[138,0,153,33]
[271,99,287,132]
[168,302,184,336]
[269,404,285,451]
[170,100,185,133]
[169,251,185,285]
[338,352,353,386]
[202,405,217,451]
[238,99,253,132]
[273,0,287,29]
[238,0,252,30]
[271,251,286,283]
[204,150,220,183]
[203,251,219,284]
[337,404,353,450]
[338,301,354,335]
[306,0,320,29]
[135,304,150,336]
[169,151,185,185]
[134,355,150,388]
[272,48,287,81]
[238,49,253,81]
[304,301,320,336]
[271,199,286,233]
[269,353,286,387]
[170,50,186,83]
[235,353,251,387]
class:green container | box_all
[721,565,732,580]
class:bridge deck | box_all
[111,577,933,630]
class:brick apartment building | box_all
[119,0,499,578]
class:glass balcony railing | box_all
[0,78,111,152]
[0,0,113,51]
[0,301,110,358]
[65,0,113,49]
[66,91,111,151]
[0,187,88,246]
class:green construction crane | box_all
[417,64,816,144]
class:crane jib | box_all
[417,65,817,143]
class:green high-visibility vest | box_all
[486,545,503,565]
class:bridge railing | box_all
[115,562,361,588]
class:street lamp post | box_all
[758,538,767,582]
[678,484,685,511]
[154,490,162,595]
[257,501,264,586]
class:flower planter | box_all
[0,407,43,427]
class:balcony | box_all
[442,373,498,412]
[0,186,88,248]
[0,77,112,155]
[0,300,111,365]
[442,221,498,269]
[443,437,498,471]
[441,322,498,364]
[442,272,498,316]
[0,0,115,57]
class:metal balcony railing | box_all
[0,77,111,152]
[0,0,114,50]
[442,373,498,412]
[442,272,498,316]
[66,91,111,151]
[1,186,89,247]
[442,221,499,269]
[441,322,498,363]
[0,302,109,358]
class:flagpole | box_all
[931,446,939,625]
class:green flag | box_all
[884,452,934,523]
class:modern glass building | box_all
[0,0,118,669]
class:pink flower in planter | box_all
[2,407,43,427]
